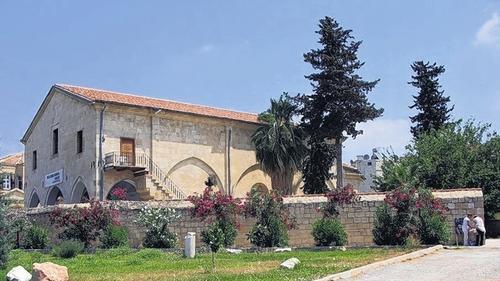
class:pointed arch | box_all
[233,164,270,198]
[167,157,223,189]
[107,179,140,201]
[46,185,64,206]
[70,177,90,203]
[28,189,41,208]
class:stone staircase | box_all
[134,153,187,200]
[105,151,187,201]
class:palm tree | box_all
[251,94,307,195]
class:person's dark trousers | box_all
[476,229,485,246]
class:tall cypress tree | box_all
[409,61,454,138]
[298,17,383,193]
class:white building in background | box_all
[351,148,383,193]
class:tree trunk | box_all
[335,138,343,189]
[270,169,294,195]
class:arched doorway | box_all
[107,180,140,201]
[70,179,90,203]
[251,183,269,194]
[28,190,41,208]
[46,186,64,206]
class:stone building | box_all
[0,152,24,191]
[21,84,367,208]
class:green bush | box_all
[100,225,129,249]
[0,198,10,268]
[202,222,226,272]
[373,204,396,245]
[23,225,49,249]
[312,218,348,246]
[244,188,293,248]
[143,229,177,249]
[418,210,450,245]
[53,240,84,259]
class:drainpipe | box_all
[226,126,232,195]
[98,104,107,201]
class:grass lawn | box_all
[1,248,410,281]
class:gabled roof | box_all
[0,152,23,166]
[21,84,260,144]
[54,84,259,124]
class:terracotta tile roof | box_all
[0,152,23,166]
[54,84,259,124]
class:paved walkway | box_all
[348,239,500,281]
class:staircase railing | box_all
[105,151,187,199]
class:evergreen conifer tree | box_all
[298,17,383,193]
[409,61,454,138]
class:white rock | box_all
[274,247,292,252]
[226,248,242,254]
[340,246,347,251]
[280,258,300,269]
[6,266,32,281]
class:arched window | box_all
[46,186,64,206]
[28,190,41,208]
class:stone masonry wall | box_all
[26,189,483,247]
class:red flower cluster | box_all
[50,200,120,246]
[188,186,243,226]
[325,184,360,205]
[384,188,417,210]
[321,184,360,218]
[110,187,128,201]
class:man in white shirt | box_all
[473,215,486,246]
[462,214,473,246]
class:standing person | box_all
[462,213,473,246]
[473,215,486,246]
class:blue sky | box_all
[1,1,499,161]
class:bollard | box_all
[184,232,196,258]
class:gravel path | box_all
[347,239,500,281]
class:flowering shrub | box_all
[244,187,296,247]
[188,186,243,247]
[135,206,179,248]
[50,200,120,248]
[373,187,450,245]
[109,187,128,201]
[312,184,358,246]
[321,184,360,218]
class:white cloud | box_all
[475,13,500,46]
[198,44,215,54]
[343,118,412,162]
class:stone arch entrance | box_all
[70,178,90,203]
[107,180,140,201]
[251,183,269,194]
[167,157,223,195]
[46,186,64,206]
[28,190,41,208]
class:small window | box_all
[33,151,37,170]
[367,161,372,166]
[52,129,59,155]
[77,130,83,153]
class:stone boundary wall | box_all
[26,189,484,247]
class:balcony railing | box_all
[104,151,186,199]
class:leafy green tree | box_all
[409,61,454,138]
[298,16,383,193]
[0,197,10,268]
[251,94,307,195]
[375,120,499,219]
